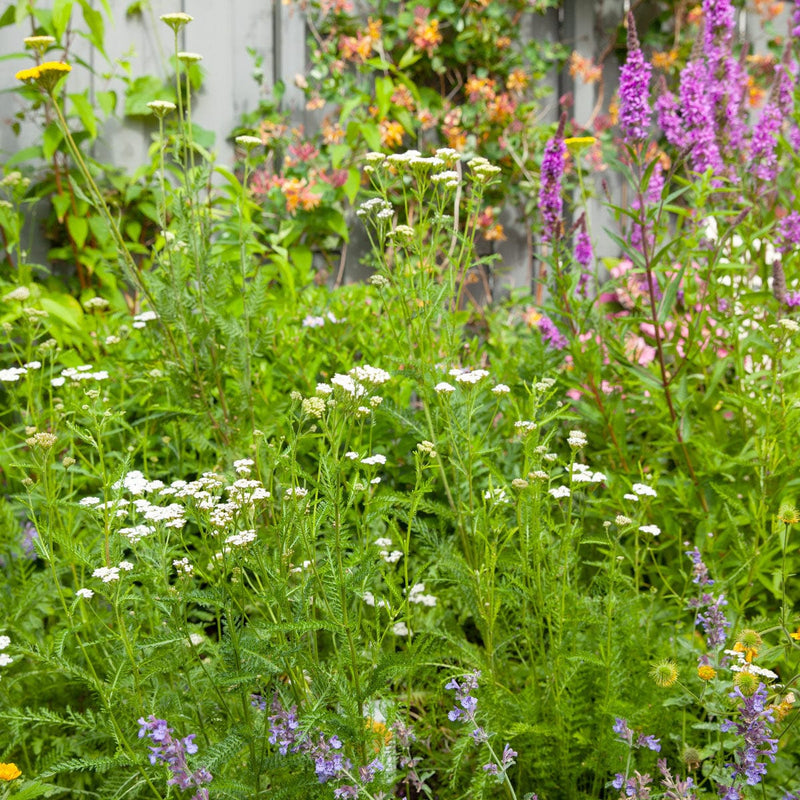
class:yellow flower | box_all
[160,12,193,32]
[0,763,21,781]
[15,61,71,92]
[697,664,717,681]
[734,629,762,663]
[789,626,800,641]
[564,136,597,154]
[23,35,56,55]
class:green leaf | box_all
[397,45,421,70]
[68,91,97,139]
[52,0,73,40]
[66,214,89,249]
[343,167,360,204]
[52,193,70,222]
[5,780,59,800]
[95,89,116,116]
[39,294,84,329]
[42,122,63,161]
[375,75,393,117]
[80,1,105,53]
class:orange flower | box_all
[281,178,322,213]
[379,119,405,149]
[339,32,373,62]
[496,36,511,49]
[697,664,717,681]
[651,50,678,70]
[569,52,602,84]
[484,224,506,242]
[391,85,415,110]
[506,69,529,93]
[321,117,345,145]
[410,9,442,57]
[465,76,496,103]
[0,763,21,781]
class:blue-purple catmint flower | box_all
[721,684,778,787]
[619,13,652,143]
[688,591,730,648]
[268,696,301,755]
[538,114,566,243]
[138,715,212,800]
[613,717,660,752]
[685,546,714,586]
[446,670,481,722]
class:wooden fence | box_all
[0,1,779,287]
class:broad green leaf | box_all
[375,75,393,117]
[51,0,73,40]
[66,214,89,249]
[68,91,97,139]
[42,122,63,161]
[52,193,70,222]
[343,167,361,204]
[40,294,83,329]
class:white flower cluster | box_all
[724,649,778,680]
[375,537,403,564]
[514,420,537,433]
[361,454,387,466]
[92,560,133,583]
[484,487,510,505]
[567,430,587,449]
[363,591,388,608]
[132,310,158,329]
[639,525,661,536]
[173,557,194,575]
[0,635,12,667]
[51,364,109,387]
[356,197,393,221]
[549,486,571,499]
[0,361,41,383]
[408,583,437,607]
[225,529,257,547]
[570,463,606,484]
[623,482,657,501]
[449,367,489,384]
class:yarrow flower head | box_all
[160,12,193,32]
[618,13,652,143]
[15,61,71,92]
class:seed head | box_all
[650,659,679,687]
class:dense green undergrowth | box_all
[3,2,800,799]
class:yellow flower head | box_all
[0,763,21,781]
[734,629,762,663]
[564,136,597,154]
[15,61,71,92]
[23,35,56,55]
[697,664,717,681]
[160,12,193,33]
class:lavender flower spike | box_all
[619,13,652,143]
[538,113,566,243]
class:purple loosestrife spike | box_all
[751,61,795,183]
[538,113,566,243]
[574,217,593,268]
[619,13,652,143]
[679,59,724,178]
[792,0,800,38]
[777,211,800,253]
[655,80,686,149]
